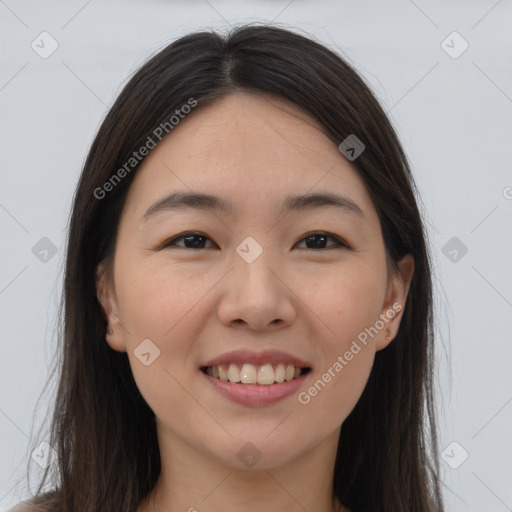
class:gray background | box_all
[1,0,511,510]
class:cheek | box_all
[293,264,385,421]
[113,262,211,404]
[117,258,214,338]
[302,261,387,349]
[298,348,374,436]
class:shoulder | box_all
[9,489,59,511]
[8,504,37,512]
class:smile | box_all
[201,363,311,385]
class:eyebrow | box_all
[140,191,365,223]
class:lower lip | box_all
[200,370,310,407]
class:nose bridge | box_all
[233,235,282,297]
[217,235,295,329]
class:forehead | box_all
[121,92,380,229]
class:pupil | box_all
[182,234,329,249]
[307,235,327,249]
[185,235,205,248]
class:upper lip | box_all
[201,349,312,369]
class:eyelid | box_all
[298,231,350,249]
[160,230,351,251]
[161,231,216,250]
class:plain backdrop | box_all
[1,1,511,510]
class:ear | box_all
[96,262,127,352]
[376,253,414,351]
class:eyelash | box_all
[161,231,350,251]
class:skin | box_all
[96,92,414,512]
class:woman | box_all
[12,24,445,512]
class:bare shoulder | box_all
[9,504,38,512]
[9,490,58,511]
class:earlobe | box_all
[376,329,394,352]
[376,254,414,351]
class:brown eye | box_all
[161,231,350,251]
[163,232,216,249]
[296,232,349,250]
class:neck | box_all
[138,423,348,512]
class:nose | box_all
[217,248,297,331]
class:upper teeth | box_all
[205,363,302,385]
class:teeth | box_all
[241,363,257,384]
[274,363,285,383]
[227,363,241,383]
[258,364,275,385]
[205,363,306,385]
[218,365,229,381]
[285,364,294,382]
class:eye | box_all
[161,231,349,251]
[295,232,350,250]
[162,232,216,250]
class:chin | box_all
[202,432,308,470]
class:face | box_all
[96,92,413,470]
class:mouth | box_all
[200,363,312,385]
[199,349,313,406]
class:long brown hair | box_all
[17,23,444,511]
